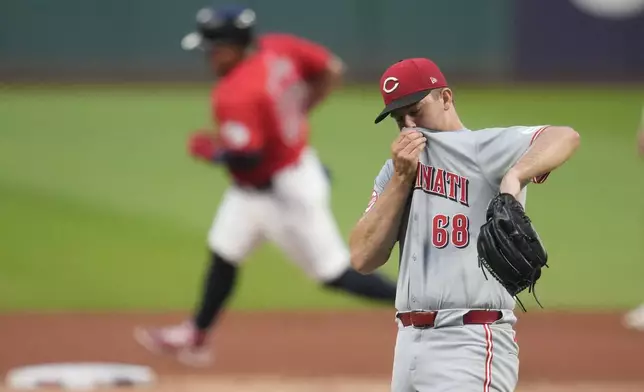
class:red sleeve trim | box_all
[529,126,551,184]
[364,190,378,214]
[533,172,550,184]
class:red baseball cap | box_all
[374,58,448,124]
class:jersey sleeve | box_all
[214,95,265,153]
[282,35,332,79]
[475,125,551,186]
[364,159,394,214]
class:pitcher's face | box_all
[391,89,454,131]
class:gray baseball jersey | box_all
[366,125,549,315]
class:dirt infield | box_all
[0,310,643,391]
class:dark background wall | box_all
[514,0,644,82]
[1,0,642,82]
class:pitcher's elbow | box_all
[349,249,374,274]
[349,253,367,274]
[552,125,581,151]
[568,127,581,151]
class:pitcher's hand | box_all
[499,171,522,199]
[391,129,426,185]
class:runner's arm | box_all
[285,34,345,111]
[305,55,344,112]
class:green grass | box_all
[1,84,643,311]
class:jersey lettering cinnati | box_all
[366,126,549,312]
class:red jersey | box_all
[211,33,332,187]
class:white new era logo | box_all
[430,77,438,84]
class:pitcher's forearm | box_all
[349,176,412,274]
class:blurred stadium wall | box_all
[1,0,643,83]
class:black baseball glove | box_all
[477,193,548,311]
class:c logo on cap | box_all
[382,77,399,94]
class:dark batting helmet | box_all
[181,4,256,51]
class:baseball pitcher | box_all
[134,4,398,366]
[349,58,580,391]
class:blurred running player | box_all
[133,4,397,366]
